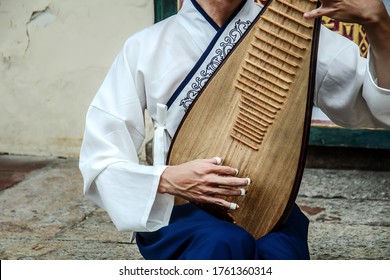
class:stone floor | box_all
[0,146,389,260]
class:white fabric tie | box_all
[131,103,169,243]
[154,103,169,166]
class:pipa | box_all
[167,0,321,239]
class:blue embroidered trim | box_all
[179,19,251,111]
[166,0,249,110]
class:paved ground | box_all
[0,146,389,260]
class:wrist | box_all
[158,166,173,194]
[363,1,390,27]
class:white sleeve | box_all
[315,26,390,129]
[79,40,174,232]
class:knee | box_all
[195,223,257,259]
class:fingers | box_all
[197,194,240,210]
[201,185,247,197]
[213,156,222,165]
[202,156,251,190]
[304,7,335,19]
[229,202,239,210]
[207,157,241,177]
[196,180,249,211]
[171,157,252,211]
[303,7,322,19]
[203,156,223,165]
[207,174,250,188]
[303,2,338,20]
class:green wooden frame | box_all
[154,0,390,149]
[154,0,178,22]
[309,127,390,149]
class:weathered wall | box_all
[0,0,154,158]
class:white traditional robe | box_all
[79,0,390,233]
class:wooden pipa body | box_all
[167,0,321,239]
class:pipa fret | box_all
[261,16,312,40]
[230,0,315,150]
[258,26,307,50]
[267,6,312,28]
[245,59,293,83]
[241,65,289,93]
[253,34,303,59]
[248,50,296,75]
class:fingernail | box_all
[239,188,246,196]
[214,156,222,165]
[229,202,239,210]
[235,168,239,176]
[246,178,251,186]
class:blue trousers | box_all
[136,203,310,260]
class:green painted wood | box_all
[154,0,177,22]
[309,126,390,149]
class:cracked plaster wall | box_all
[0,0,154,157]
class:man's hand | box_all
[303,0,384,25]
[158,157,250,210]
[305,0,390,89]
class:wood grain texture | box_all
[168,0,321,238]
